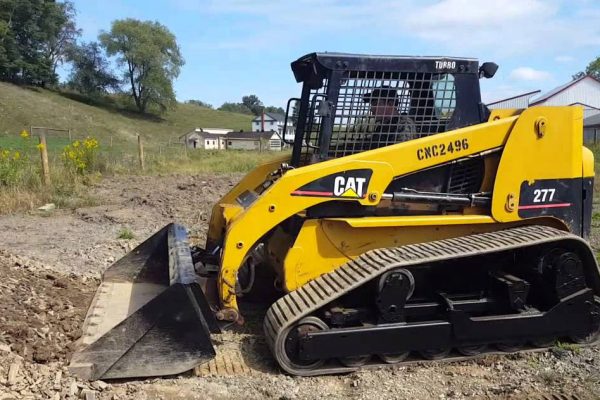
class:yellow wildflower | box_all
[83,137,99,149]
[19,130,29,138]
[36,143,46,151]
[1,149,9,159]
[12,151,20,160]
[73,140,80,148]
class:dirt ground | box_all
[0,174,599,399]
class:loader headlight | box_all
[236,190,259,208]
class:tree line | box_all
[573,59,600,80]
[187,95,285,116]
[0,0,284,116]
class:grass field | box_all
[0,82,284,213]
[0,82,253,148]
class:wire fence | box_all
[0,127,284,179]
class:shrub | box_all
[61,137,100,174]
[117,227,134,240]
[0,148,26,186]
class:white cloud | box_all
[184,0,600,59]
[509,67,552,81]
[399,0,600,57]
[555,55,575,63]
[169,0,598,105]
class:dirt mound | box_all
[0,250,97,363]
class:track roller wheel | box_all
[419,348,450,360]
[570,329,600,344]
[530,336,557,347]
[338,355,370,367]
[495,341,524,352]
[279,316,328,373]
[378,352,410,364]
[457,345,487,356]
[570,296,600,344]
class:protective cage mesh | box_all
[299,71,456,165]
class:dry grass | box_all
[0,166,100,215]
[0,138,286,214]
[141,148,287,175]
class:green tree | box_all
[218,102,252,114]
[47,1,80,76]
[66,41,118,95]
[99,19,184,114]
[586,57,600,79]
[242,94,263,115]
[264,105,285,114]
[217,96,286,115]
[186,99,213,109]
[573,57,600,81]
[0,0,77,85]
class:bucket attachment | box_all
[69,223,220,380]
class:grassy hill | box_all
[0,82,253,149]
[0,82,282,214]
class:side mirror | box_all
[479,62,498,79]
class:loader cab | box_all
[284,53,490,167]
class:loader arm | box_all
[215,114,518,320]
[206,154,291,250]
[215,106,588,321]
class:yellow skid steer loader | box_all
[70,53,600,380]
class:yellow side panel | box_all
[282,217,565,292]
[334,214,495,228]
[582,147,595,178]
[492,106,583,222]
[283,220,348,291]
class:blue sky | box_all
[63,0,600,107]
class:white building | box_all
[530,75,600,118]
[487,90,540,109]
[179,128,230,150]
[200,128,233,135]
[487,75,600,144]
[201,134,226,150]
[251,112,295,141]
[584,113,600,144]
[225,131,283,151]
[488,75,600,118]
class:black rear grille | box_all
[447,158,484,194]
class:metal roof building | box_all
[584,113,600,144]
[530,75,600,118]
[487,90,540,109]
[487,75,600,144]
[487,75,600,119]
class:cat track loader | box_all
[69,53,600,380]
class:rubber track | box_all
[263,225,596,376]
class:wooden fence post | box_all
[68,129,72,141]
[138,134,145,171]
[184,134,188,158]
[39,130,51,185]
